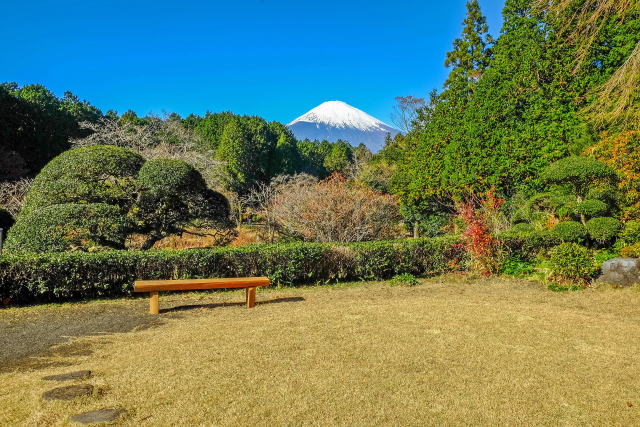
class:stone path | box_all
[42,370,92,382]
[42,384,94,401]
[69,408,127,425]
[41,369,128,424]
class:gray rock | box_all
[69,409,127,425]
[42,370,92,381]
[42,384,94,401]
[597,258,640,286]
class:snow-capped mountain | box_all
[287,101,400,153]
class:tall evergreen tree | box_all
[393,0,493,212]
[446,0,592,197]
[442,0,493,107]
[216,117,253,193]
[268,122,303,176]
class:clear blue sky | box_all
[1,0,505,124]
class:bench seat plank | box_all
[134,277,270,293]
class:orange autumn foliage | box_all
[585,131,640,220]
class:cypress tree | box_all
[216,117,253,193]
[446,0,593,197]
[394,0,493,209]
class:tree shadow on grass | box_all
[161,297,305,313]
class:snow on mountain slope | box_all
[287,101,400,153]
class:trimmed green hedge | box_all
[498,230,560,260]
[585,217,621,245]
[0,237,463,303]
[5,203,130,253]
[551,221,586,243]
[22,145,144,214]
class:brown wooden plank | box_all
[149,291,160,315]
[246,287,256,308]
[133,276,270,292]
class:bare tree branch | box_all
[72,115,226,188]
[0,178,33,216]
[391,96,425,133]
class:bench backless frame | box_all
[133,277,270,314]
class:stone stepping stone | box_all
[42,384,94,401]
[69,409,127,425]
[42,370,92,382]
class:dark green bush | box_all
[138,158,205,195]
[551,221,586,243]
[419,214,452,237]
[22,145,144,213]
[0,207,14,231]
[15,148,232,253]
[536,157,619,234]
[5,203,129,253]
[586,185,618,206]
[498,229,559,260]
[585,217,621,246]
[541,156,617,195]
[573,199,608,218]
[0,236,463,303]
[548,243,597,283]
[134,159,232,247]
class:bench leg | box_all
[149,291,160,315]
[246,287,256,308]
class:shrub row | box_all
[497,230,560,259]
[0,237,463,303]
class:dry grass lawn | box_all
[2,275,640,425]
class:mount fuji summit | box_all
[287,101,400,153]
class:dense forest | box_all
[376,0,640,231]
[0,82,363,187]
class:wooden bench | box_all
[133,277,270,314]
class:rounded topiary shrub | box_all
[552,221,586,243]
[585,217,621,246]
[548,242,597,284]
[0,207,14,232]
[5,203,129,253]
[573,199,609,218]
[541,156,617,192]
[134,158,232,248]
[137,158,206,195]
[22,145,144,213]
[586,185,618,206]
[135,159,219,224]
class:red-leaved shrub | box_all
[456,190,504,275]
